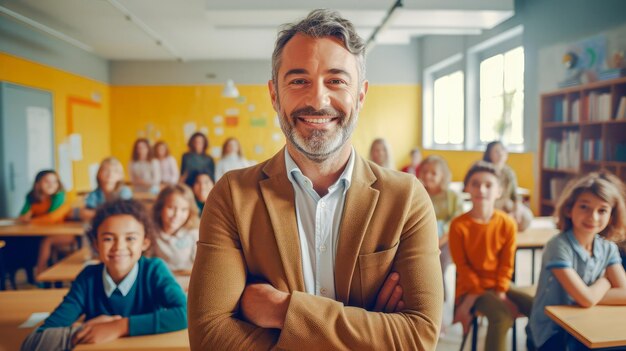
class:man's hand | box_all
[240,283,290,329]
[373,272,405,312]
[72,317,128,345]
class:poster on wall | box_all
[26,107,54,181]
[58,142,73,191]
[69,133,83,161]
[183,122,197,141]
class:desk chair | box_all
[466,285,536,351]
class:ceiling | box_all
[0,0,514,61]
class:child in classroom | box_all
[128,138,161,193]
[16,170,74,276]
[417,155,464,302]
[79,157,132,221]
[21,199,187,350]
[529,172,626,351]
[153,141,180,186]
[150,184,199,273]
[449,161,533,351]
[185,170,214,214]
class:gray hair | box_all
[271,9,366,85]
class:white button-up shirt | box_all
[285,148,354,299]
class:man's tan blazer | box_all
[188,149,443,350]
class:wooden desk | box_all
[545,305,626,349]
[516,217,559,284]
[37,247,94,283]
[0,289,68,351]
[74,330,189,351]
[0,222,85,237]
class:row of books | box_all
[549,177,570,201]
[610,143,626,162]
[587,92,612,121]
[583,139,603,161]
[616,96,626,120]
[543,131,580,170]
[551,98,581,122]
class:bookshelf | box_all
[539,76,626,216]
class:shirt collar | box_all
[284,147,355,193]
[565,229,601,262]
[102,261,139,297]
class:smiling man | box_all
[188,9,442,350]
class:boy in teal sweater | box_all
[21,199,187,350]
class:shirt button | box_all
[319,245,327,252]
[320,201,326,208]
[320,288,327,296]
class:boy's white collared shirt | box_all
[102,262,139,297]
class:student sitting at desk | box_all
[185,170,214,214]
[16,170,73,276]
[449,161,533,351]
[21,199,187,351]
[79,157,132,222]
[150,184,199,272]
[529,172,626,351]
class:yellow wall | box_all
[0,53,110,193]
[110,84,422,173]
[422,149,537,213]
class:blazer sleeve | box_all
[275,178,443,350]
[187,176,279,350]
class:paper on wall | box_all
[19,312,50,328]
[199,126,209,136]
[58,142,73,191]
[210,146,222,159]
[88,162,100,189]
[69,133,83,161]
[183,122,197,141]
[26,107,54,180]
[213,115,224,124]
[214,127,224,136]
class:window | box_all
[479,46,524,145]
[433,71,464,145]
[422,25,525,151]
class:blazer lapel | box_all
[334,156,379,304]
[259,149,306,292]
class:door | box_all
[0,82,55,217]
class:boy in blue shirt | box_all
[22,199,187,350]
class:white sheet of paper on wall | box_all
[213,115,224,124]
[183,122,197,141]
[248,104,255,112]
[199,126,209,136]
[225,108,239,116]
[58,142,73,191]
[25,107,54,180]
[88,163,100,189]
[214,127,224,136]
[68,133,83,161]
[272,133,282,142]
[254,145,264,154]
[137,130,146,138]
[210,146,222,159]
[154,130,161,139]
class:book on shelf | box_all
[543,131,580,169]
[587,92,611,121]
[616,96,626,120]
[552,98,567,122]
[612,143,626,162]
[583,139,603,161]
[571,98,580,122]
[550,177,570,202]
[598,68,626,81]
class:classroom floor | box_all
[4,250,540,351]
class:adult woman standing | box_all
[181,132,215,183]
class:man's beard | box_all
[278,104,357,163]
